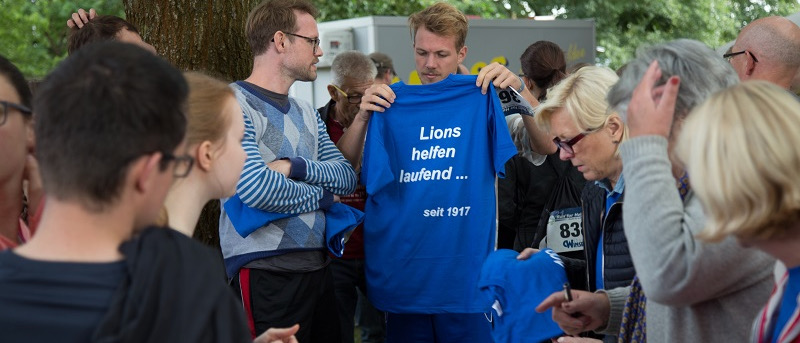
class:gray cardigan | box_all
[606,136,774,342]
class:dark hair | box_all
[520,41,567,101]
[567,62,592,75]
[67,15,140,55]
[34,41,187,210]
[0,55,33,112]
[246,0,318,56]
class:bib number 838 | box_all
[559,222,582,238]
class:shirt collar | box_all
[595,173,625,195]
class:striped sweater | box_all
[219,82,357,274]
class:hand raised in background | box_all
[67,8,97,29]
[626,60,681,138]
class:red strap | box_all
[239,268,256,339]
[761,273,789,343]
[778,309,800,343]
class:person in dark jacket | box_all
[499,41,586,251]
[518,66,635,342]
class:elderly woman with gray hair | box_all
[537,39,774,342]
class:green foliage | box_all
[316,0,509,21]
[525,0,800,69]
[0,0,124,79]
[316,0,428,21]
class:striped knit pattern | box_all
[219,82,357,270]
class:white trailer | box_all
[290,16,596,108]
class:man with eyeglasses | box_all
[0,41,189,342]
[316,50,386,343]
[727,16,800,89]
[218,0,357,342]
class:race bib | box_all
[545,207,584,253]
[495,87,535,117]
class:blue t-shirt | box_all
[478,249,566,343]
[362,74,517,313]
[0,251,125,343]
[772,266,800,343]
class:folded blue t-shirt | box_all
[478,248,566,343]
[223,194,363,257]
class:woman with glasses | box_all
[538,40,774,343]
[520,66,635,342]
[0,55,41,251]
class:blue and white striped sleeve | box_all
[237,114,333,213]
[286,111,357,195]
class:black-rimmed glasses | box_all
[162,152,194,178]
[0,100,32,126]
[723,50,758,63]
[283,32,320,54]
[331,84,363,104]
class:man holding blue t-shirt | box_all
[337,3,531,343]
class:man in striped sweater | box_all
[218,1,357,342]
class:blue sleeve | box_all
[487,84,517,178]
[288,110,357,195]
[361,113,394,195]
[237,114,334,213]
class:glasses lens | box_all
[0,103,7,126]
[175,157,194,178]
[553,139,569,154]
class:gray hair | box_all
[608,39,739,122]
[331,51,378,86]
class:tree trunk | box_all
[123,0,260,248]
[122,0,259,81]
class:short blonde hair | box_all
[536,66,626,144]
[408,3,468,50]
[677,81,800,241]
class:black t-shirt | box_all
[242,81,290,108]
[0,251,125,343]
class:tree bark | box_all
[123,0,260,248]
[122,0,259,81]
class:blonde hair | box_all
[408,3,468,50]
[677,81,800,242]
[536,66,627,144]
[154,72,234,227]
[184,72,235,147]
